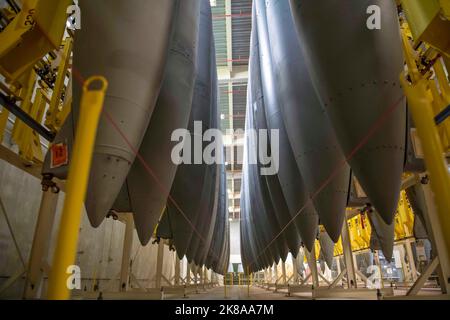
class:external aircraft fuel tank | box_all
[255,0,318,251]
[290,0,406,225]
[42,0,176,227]
[126,0,201,245]
[265,0,350,242]
[318,229,335,269]
[249,14,290,261]
[368,209,395,262]
[163,0,217,263]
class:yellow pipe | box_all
[400,76,450,260]
[47,76,108,300]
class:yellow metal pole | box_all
[0,107,9,142]
[47,76,108,300]
[400,76,450,260]
[247,267,250,297]
[224,268,227,298]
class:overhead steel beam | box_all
[217,65,248,84]
[225,0,233,72]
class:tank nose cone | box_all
[294,203,319,252]
[289,0,406,229]
[319,230,335,269]
[131,191,165,246]
[369,209,395,262]
[85,153,131,227]
[313,184,349,242]
[352,147,404,225]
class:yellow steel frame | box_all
[56,76,72,131]
[401,0,450,57]
[0,2,73,165]
[399,14,450,261]
[0,0,448,299]
[8,72,48,164]
[400,22,450,152]
[400,75,450,258]
[441,0,450,19]
[0,0,72,87]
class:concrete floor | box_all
[168,285,309,300]
[165,285,448,300]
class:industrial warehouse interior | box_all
[1,0,450,309]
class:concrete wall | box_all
[0,157,176,299]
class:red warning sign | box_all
[50,142,68,169]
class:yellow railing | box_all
[47,76,108,300]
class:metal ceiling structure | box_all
[212,0,251,220]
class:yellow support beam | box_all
[20,88,47,162]
[431,58,450,152]
[47,76,108,300]
[11,70,37,159]
[0,107,9,142]
[46,37,73,133]
[56,76,73,128]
